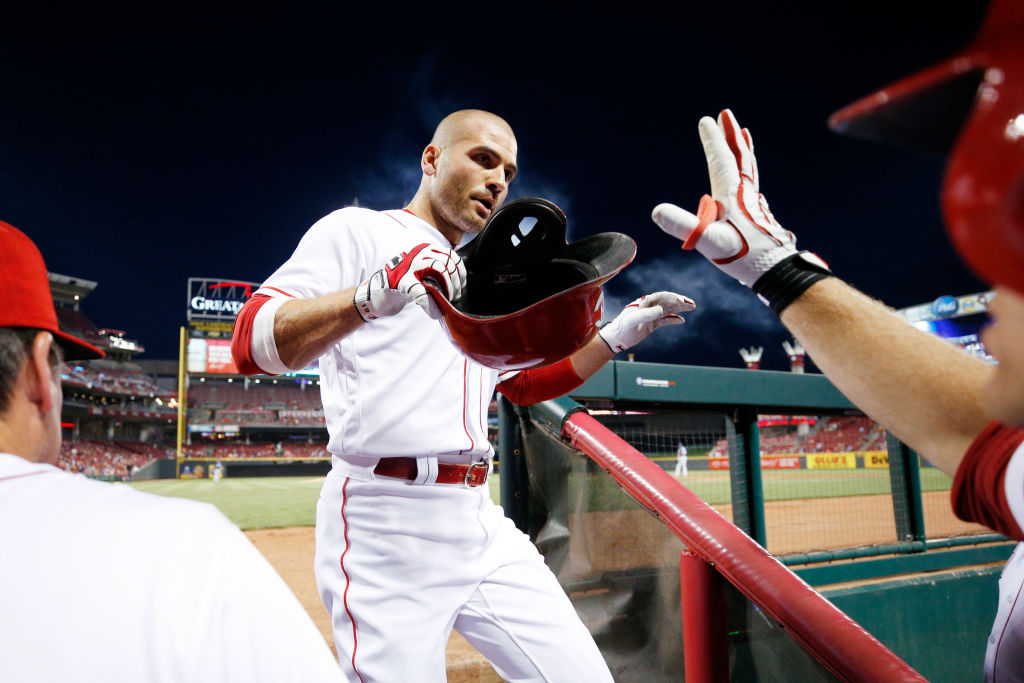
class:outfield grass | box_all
[130,477,324,529]
[128,466,951,529]
[129,475,504,530]
[671,467,953,506]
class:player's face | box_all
[429,119,517,238]
[980,286,1024,426]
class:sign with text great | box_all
[187,278,259,322]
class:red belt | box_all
[374,457,489,487]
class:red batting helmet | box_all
[828,0,1024,295]
[427,197,636,371]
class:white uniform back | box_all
[985,444,1024,681]
[0,453,342,683]
[255,208,496,465]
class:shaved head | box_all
[430,110,516,150]
[406,109,519,245]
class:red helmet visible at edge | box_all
[426,197,636,371]
[828,0,1024,295]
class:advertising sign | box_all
[806,452,858,469]
[187,278,259,322]
[186,338,239,374]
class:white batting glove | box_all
[354,243,466,321]
[651,109,829,288]
[598,292,696,353]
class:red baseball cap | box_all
[0,221,105,360]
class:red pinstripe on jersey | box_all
[478,369,488,441]
[461,359,475,453]
[338,477,365,683]
[994,578,1024,678]
[0,470,50,483]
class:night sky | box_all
[2,3,991,371]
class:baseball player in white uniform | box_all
[231,109,695,681]
[674,440,689,477]
[0,221,343,682]
[650,0,1024,671]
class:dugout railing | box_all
[498,361,1014,682]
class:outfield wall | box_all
[178,458,331,478]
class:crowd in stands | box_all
[188,382,321,410]
[62,361,161,397]
[187,382,326,427]
[709,416,885,458]
[182,442,329,459]
[58,439,173,480]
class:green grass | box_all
[129,477,324,530]
[569,466,956,510]
[128,475,505,530]
[126,466,951,529]
[672,467,954,506]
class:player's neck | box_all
[403,198,462,248]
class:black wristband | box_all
[752,252,832,317]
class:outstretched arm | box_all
[653,109,992,476]
[498,292,696,405]
[780,277,991,476]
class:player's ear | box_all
[25,331,57,414]
[421,144,441,176]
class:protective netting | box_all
[518,411,842,681]
[586,409,989,557]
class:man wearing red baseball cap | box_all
[0,220,105,362]
[0,219,346,681]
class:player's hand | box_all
[354,243,466,321]
[651,109,827,287]
[598,292,696,353]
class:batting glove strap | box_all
[752,251,832,317]
[353,272,383,322]
[352,244,466,322]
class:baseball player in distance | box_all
[0,222,344,682]
[652,2,1023,678]
[231,109,695,682]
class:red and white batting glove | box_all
[598,292,696,353]
[651,110,829,294]
[354,243,466,321]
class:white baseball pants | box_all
[314,464,613,682]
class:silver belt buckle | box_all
[464,460,488,487]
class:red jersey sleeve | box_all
[230,293,273,376]
[951,420,1024,541]
[496,357,584,406]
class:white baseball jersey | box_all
[252,208,496,467]
[987,438,1024,683]
[242,207,612,681]
[0,453,343,682]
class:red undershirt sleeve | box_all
[951,420,1024,541]
[230,294,273,376]
[496,357,584,406]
